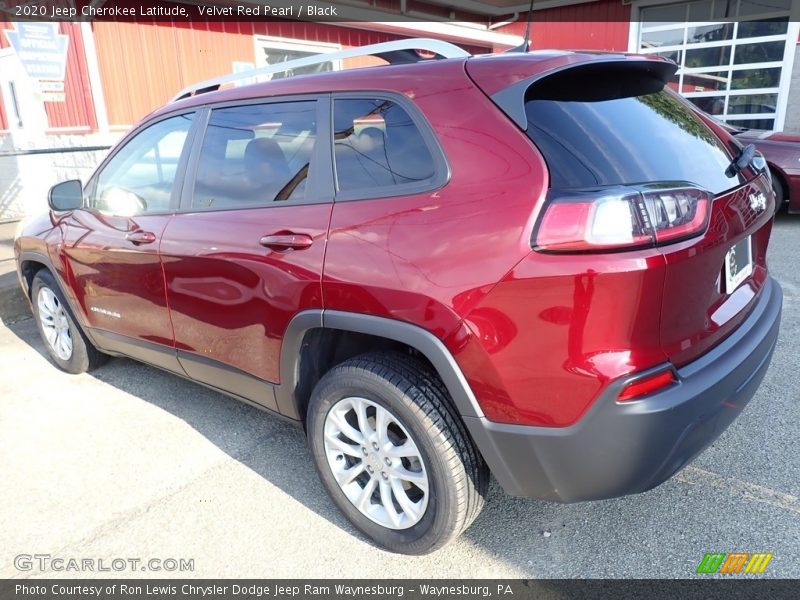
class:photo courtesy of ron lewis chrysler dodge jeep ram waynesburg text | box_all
[14,39,782,555]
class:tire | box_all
[771,170,785,216]
[307,351,489,554]
[31,270,108,374]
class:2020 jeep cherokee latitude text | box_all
[15,43,783,554]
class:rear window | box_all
[525,88,744,195]
[333,97,439,196]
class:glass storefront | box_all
[637,0,794,131]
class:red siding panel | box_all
[0,21,96,132]
[94,22,429,128]
[499,0,632,52]
[0,89,7,131]
[0,21,11,131]
[44,23,97,132]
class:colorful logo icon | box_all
[696,552,773,574]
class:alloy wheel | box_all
[323,397,429,530]
[37,287,73,361]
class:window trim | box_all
[330,91,450,203]
[177,94,335,213]
[82,110,200,217]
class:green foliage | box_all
[636,92,718,144]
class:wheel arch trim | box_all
[18,250,98,343]
[275,310,485,421]
[18,250,56,296]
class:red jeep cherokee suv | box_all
[14,40,783,554]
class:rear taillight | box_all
[534,185,711,252]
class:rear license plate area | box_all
[724,235,752,294]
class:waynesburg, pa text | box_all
[14,583,512,598]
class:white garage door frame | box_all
[628,0,800,132]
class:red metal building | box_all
[0,5,518,135]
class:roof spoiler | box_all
[490,57,679,130]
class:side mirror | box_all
[48,180,83,211]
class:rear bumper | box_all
[465,276,782,502]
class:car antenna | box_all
[507,0,534,53]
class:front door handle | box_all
[259,233,313,251]
[125,230,157,245]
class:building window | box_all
[253,36,340,80]
[637,0,794,130]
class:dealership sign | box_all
[4,22,69,101]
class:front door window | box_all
[90,113,194,216]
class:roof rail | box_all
[171,38,471,102]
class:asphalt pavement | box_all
[0,215,798,579]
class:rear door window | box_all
[525,81,745,195]
[192,101,318,209]
[333,97,444,198]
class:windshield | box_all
[525,88,746,195]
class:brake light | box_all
[618,370,677,402]
[534,185,711,252]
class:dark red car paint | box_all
[711,119,800,214]
[738,130,800,214]
[15,51,778,431]
[160,204,331,384]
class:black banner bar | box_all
[2,580,800,600]
[0,0,798,23]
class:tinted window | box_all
[733,41,785,65]
[525,89,741,194]
[333,98,436,194]
[687,23,733,44]
[728,94,777,115]
[731,67,781,90]
[685,46,730,68]
[641,28,684,48]
[92,114,193,215]
[680,71,728,93]
[193,101,317,209]
[688,95,726,115]
[731,117,775,130]
[738,18,789,38]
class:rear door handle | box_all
[125,230,157,245]
[259,233,313,251]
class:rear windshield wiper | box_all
[725,143,756,178]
